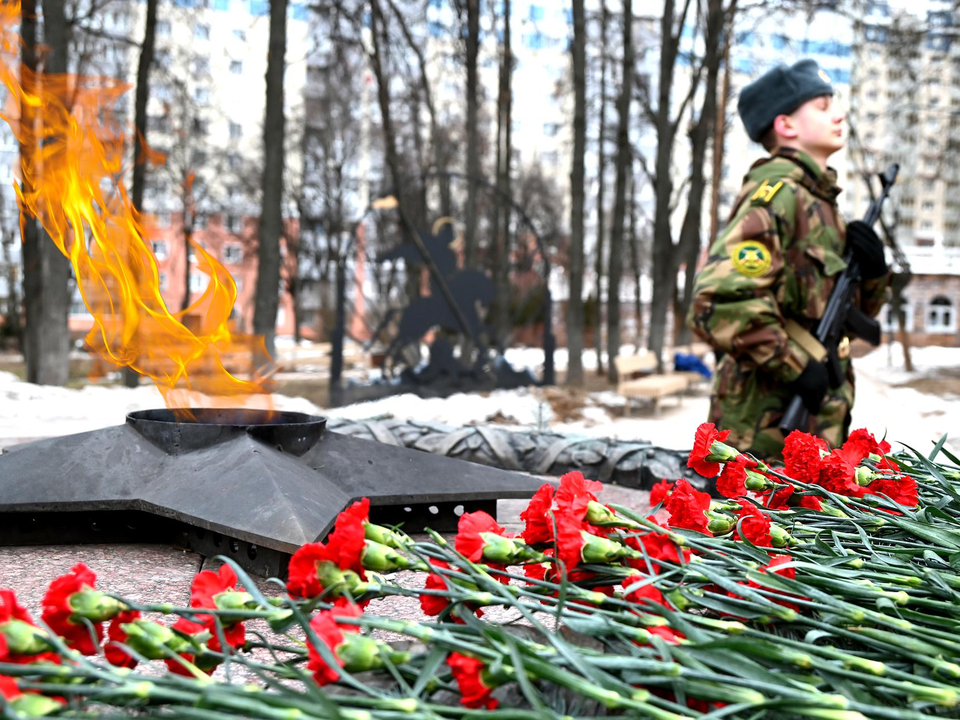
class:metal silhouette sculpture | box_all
[371,220,503,386]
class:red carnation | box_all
[554,471,601,518]
[0,674,20,700]
[649,479,674,507]
[418,559,484,621]
[307,602,364,686]
[523,548,554,583]
[448,652,498,709]
[166,617,212,677]
[664,479,712,534]
[286,543,333,599]
[622,574,666,608]
[520,484,555,544]
[687,423,732,477]
[748,555,805,612]
[716,461,748,499]
[190,564,240,619]
[555,510,588,572]
[327,499,369,576]
[865,475,918,508]
[0,589,58,665]
[819,448,866,498]
[764,485,822,512]
[625,518,690,571]
[454,511,508,563]
[41,563,102,656]
[736,501,772,547]
[638,625,685,646]
[783,431,825,483]
[104,609,141,669]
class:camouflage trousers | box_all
[707,355,854,462]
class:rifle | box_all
[779,163,899,437]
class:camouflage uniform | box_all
[688,147,888,461]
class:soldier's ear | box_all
[772,114,798,141]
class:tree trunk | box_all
[606,0,633,383]
[647,0,682,369]
[493,0,512,348]
[21,0,71,386]
[124,0,159,388]
[674,0,725,347]
[593,0,608,376]
[368,0,404,203]
[464,0,481,268]
[629,162,643,348]
[708,26,731,244]
[253,0,288,361]
[565,0,587,387]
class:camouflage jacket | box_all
[688,147,888,456]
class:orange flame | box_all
[0,2,271,410]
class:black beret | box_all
[737,59,835,142]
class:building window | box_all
[927,295,956,332]
[543,122,559,136]
[227,153,242,169]
[159,271,168,291]
[232,274,243,293]
[229,122,242,139]
[233,29,246,41]
[154,212,171,228]
[923,201,935,211]
[230,60,243,74]
[880,303,914,332]
[195,87,211,105]
[189,273,208,293]
[223,244,243,264]
[151,240,168,259]
[196,24,210,40]
[227,215,242,233]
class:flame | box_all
[0,2,271,410]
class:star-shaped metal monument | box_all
[0,410,542,576]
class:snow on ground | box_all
[0,342,957,457]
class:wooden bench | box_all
[613,352,690,417]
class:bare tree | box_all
[463,0,481,268]
[674,0,731,346]
[593,0,609,376]
[606,0,634,382]
[253,0,288,361]
[492,0,512,347]
[566,0,587,387]
[123,0,159,388]
[21,0,72,386]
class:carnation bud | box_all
[585,501,641,529]
[0,619,52,655]
[855,466,877,486]
[666,589,689,610]
[580,531,632,564]
[744,470,772,491]
[769,525,795,548]
[336,634,383,673]
[474,532,525,564]
[361,540,424,572]
[69,588,124,622]
[212,591,257,613]
[9,694,63,717]
[706,511,735,535]
[122,620,195,660]
[706,440,742,463]
[364,522,406,549]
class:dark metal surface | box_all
[127,408,327,456]
[0,410,542,576]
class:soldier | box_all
[688,59,889,461]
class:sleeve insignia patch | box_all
[731,240,773,277]
[750,179,784,205]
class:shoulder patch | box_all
[731,240,773,277]
[750,179,784,206]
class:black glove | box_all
[790,361,829,415]
[846,220,888,279]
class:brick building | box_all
[67,212,300,342]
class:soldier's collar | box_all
[772,147,842,202]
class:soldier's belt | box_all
[784,319,828,363]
